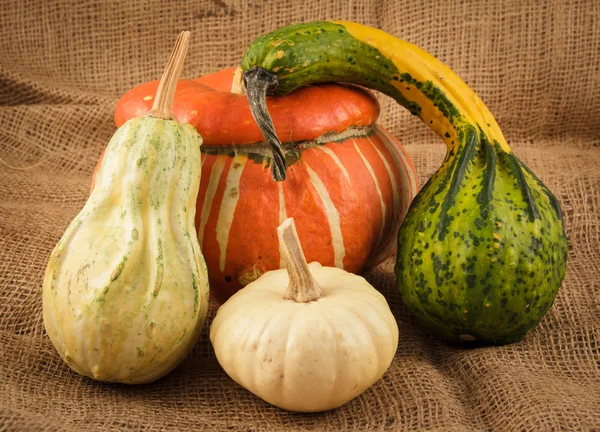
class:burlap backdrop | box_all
[1,0,599,430]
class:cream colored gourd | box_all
[210,218,398,412]
[42,32,209,384]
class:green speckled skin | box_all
[241,21,568,344]
[241,22,416,107]
[43,116,211,383]
[396,135,567,344]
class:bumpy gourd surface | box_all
[43,116,209,383]
[396,138,567,343]
[241,21,568,343]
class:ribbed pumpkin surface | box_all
[108,68,418,303]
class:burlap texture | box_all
[1,0,599,430]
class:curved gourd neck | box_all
[241,20,513,179]
[333,21,511,155]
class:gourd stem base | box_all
[277,218,322,302]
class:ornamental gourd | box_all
[43,32,210,383]
[210,218,399,412]
[240,21,568,344]
[108,67,418,304]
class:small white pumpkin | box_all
[42,32,209,384]
[210,218,399,412]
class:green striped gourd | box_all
[239,21,568,344]
[42,32,210,383]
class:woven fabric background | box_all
[1,0,599,430]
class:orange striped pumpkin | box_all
[101,68,418,303]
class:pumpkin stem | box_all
[231,67,246,95]
[148,31,191,121]
[277,218,322,303]
[243,67,287,182]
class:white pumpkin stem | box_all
[230,66,246,95]
[278,218,322,302]
[148,31,190,120]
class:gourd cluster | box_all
[42,21,567,413]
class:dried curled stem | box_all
[243,67,286,181]
[277,218,322,303]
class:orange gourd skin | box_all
[115,71,379,146]
[100,68,418,303]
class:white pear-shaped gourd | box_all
[42,32,209,384]
[210,218,399,412]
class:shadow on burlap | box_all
[1,1,599,430]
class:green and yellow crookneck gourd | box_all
[240,21,568,344]
[42,32,209,383]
